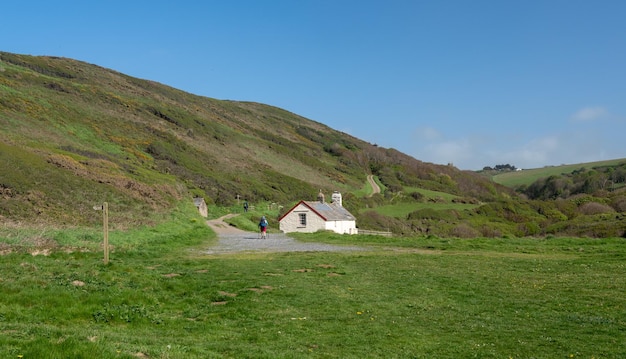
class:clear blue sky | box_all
[3,1,625,170]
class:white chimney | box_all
[331,191,342,206]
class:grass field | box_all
[1,207,624,358]
[491,158,626,188]
[370,201,477,218]
[368,186,480,218]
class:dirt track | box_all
[206,214,247,235]
[367,174,381,196]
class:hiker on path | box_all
[259,216,268,239]
[243,200,249,212]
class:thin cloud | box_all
[416,137,475,168]
[498,136,560,169]
[414,126,442,141]
[407,104,624,170]
[571,106,608,122]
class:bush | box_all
[407,208,455,221]
[516,221,541,236]
[451,223,480,238]
[546,214,625,237]
[479,224,503,238]
[452,197,479,204]
[357,211,412,234]
[610,196,626,212]
[578,202,615,215]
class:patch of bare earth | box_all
[293,268,313,273]
[219,291,237,297]
[206,214,247,235]
[316,264,335,268]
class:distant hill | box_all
[0,51,509,228]
[490,159,626,188]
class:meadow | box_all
[0,204,624,358]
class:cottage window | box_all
[299,213,307,226]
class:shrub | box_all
[407,208,454,221]
[357,210,412,234]
[516,221,541,236]
[452,197,479,204]
[578,202,615,215]
[555,198,578,219]
[610,196,626,212]
[451,223,480,238]
[479,224,503,238]
[530,200,568,221]
[409,191,424,201]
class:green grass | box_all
[370,201,477,218]
[218,202,284,232]
[1,214,624,358]
[492,158,626,187]
[364,186,479,218]
[353,175,385,198]
[404,186,459,201]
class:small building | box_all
[278,190,357,234]
[193,197,208,218]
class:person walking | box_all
[258,216,268,239]
[243,200,249,213]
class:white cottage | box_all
[279,191,358,234]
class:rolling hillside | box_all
[0,51,509,228]
[491,159,626,188]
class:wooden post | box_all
[94,202,109,264]
[103,202,109,264]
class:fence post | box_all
[103,202,109,264]
[94,202,109,264]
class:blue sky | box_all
[3,1,625,170]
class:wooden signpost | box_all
[94,202,109,264]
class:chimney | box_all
[331,191,342,206]
[317,189,325,203]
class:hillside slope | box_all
[490,159,626,188]
[0,52,510,227]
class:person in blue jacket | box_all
[258,216,268,239]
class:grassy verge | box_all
[0,217,624,358]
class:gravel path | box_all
[205,214,365,255]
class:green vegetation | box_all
[2,48,626,358]
[491,159,626,188]
[370,201,478,218]
[1,50,625,240]
[1,219,624,358]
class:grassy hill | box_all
[0,51,507,228]
[1,51,625,238]
[491,158,626,188]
